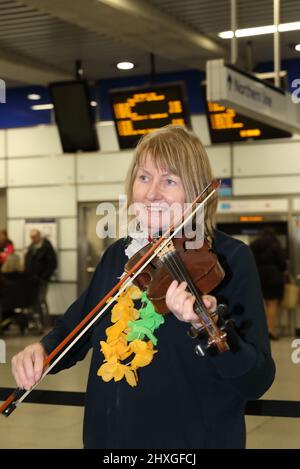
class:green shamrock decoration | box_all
[127,291,165,345]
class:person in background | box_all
[24,229,57,329]
[1,252,22,273]
[0,253,39,334]
[250,227,287,340]
[0,254,23,330]
[0,229,14,269]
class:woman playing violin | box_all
[11,125,275,449]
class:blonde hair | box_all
[125,125,218,241]
[1,253,22,273]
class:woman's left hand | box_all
[165,280,217,328]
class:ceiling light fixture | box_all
[219,20,300,39]
[219,31,234,39]
[279,21,300,32]
[27,93,41,100]
[116,61,134,70]
[31,104,54,111]
[295,44,300,51]
[236,25,276,37]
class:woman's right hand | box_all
[11,342,47,391]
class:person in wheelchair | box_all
[0,254,40,334]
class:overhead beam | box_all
[21,0,228,69]
[0,46,72,85]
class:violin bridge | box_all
[155,240,176,260]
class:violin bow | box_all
[0,179,220,416]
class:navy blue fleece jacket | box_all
[41,230,275,449]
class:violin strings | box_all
[166,252,215,332]
[163,251,211,327]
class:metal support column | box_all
[231,0,238,64]
[274,0,281,87]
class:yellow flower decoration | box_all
[130,340,156,369]
[97,285,158,387]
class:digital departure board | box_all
[201,85,291,143]
[109,82,191,149]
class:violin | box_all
[0,179,230,417]
[125,235,230,355]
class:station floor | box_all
[0,327,300,449]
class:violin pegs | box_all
[188,325,201,339]
[216,303,228,317]
[194,343,206,357]
[223,318,236,332]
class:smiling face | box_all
[132,154,185,233]
[126,125,218,241]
